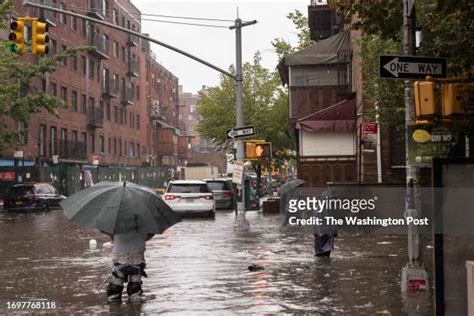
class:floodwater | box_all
[0,209,433,315]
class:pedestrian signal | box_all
[32,20,49,55]
[9,19,25,55]
[245,142,272,160]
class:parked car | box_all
[163,180,215,218]
[204,178,235,210]
[4,183,66,212]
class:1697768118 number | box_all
[4,300,56,310]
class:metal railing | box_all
[87,0,105,20]
[88,106,104,128]
[103,75,119,97]
[87,32,109,59]
[127,59,139,76]
[121,84,134,105]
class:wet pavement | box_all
[0,208,433,315]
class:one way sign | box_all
[379,55,447,80]
[226,125,255,140]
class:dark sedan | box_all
[4,183,66,212]
[204,178,235,210]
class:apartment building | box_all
[0,0,182,169]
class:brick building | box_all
[0,0,183,170]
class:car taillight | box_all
[164,195,179,200]
[223,192,233,198]
[202,195,214,200]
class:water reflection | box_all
[0,210,433,314]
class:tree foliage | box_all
[0,0,92,150]
[329,0,474,75]
[271,10,316,62]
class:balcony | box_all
[58,140,88,160]
[87,0,105,20]
[88,106,104,129]
[87,32,109,59]
[102,75,119,98]
[127,34,139,47]
[121,84,134,106]
[127,59,139,77]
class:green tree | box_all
[271,10,316,61]
[0,0,92,150]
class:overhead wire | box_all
[38,3,235,25]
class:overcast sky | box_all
[132,0,308,94]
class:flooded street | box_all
[0,209,433,315]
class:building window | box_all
[124,109,127,125]
[50,126,57,156]
[130,112,133,128]
[40,79,46,93]
[130,142,135,157]
[99,136,105,153]
[137,143,140,158]
[72,55,78,71]
[82,132,87,152]
[60,128,67,156]
[50,82,57,96]
[122,47,126,63]
[80,93,87,114]
[119,140,122,157]
[113,41,119,58]
[71,90,78,112]
[114,106,118,123]
[50,38,57,55]
[136,114,140,130]
[81,19,87,37]
[113,8,119,24]
[89,59,95,80]
[60,86,67,102]
[71,14,77,31]
[59,3,66,24]
[72,130,78,143]
[108,137,112,154]
[114,138,117,155]
[81,56,87,75]
[39,124,46,157]
[17,121,27,145]
[106,103,110,121]
[119,108,124,125]
[61,44,67,66]
[89,133,95,153]
[136,85,140,100]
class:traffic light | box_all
[414,81,438,119]
[245,141,272,160]
[9,19,25,55]
[32,20,49,55]
[441,83,464,117]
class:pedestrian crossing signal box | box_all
[245,141,272,160]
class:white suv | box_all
[163,180,215,218]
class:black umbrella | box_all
[60,181,181,234]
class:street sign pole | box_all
[401,0,429,292]
[230,18,256,232]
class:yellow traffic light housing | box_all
[9,19,25,55]
[441,83,464,117]
[414,81,438,119]
[245,141,272,160]
[32,20,49,55]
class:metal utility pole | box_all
[230,18,257,232]
[401,0,429,292]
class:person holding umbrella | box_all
[102,230,154,302]
[60,181,181,303]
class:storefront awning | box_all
[295,97,356,132]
